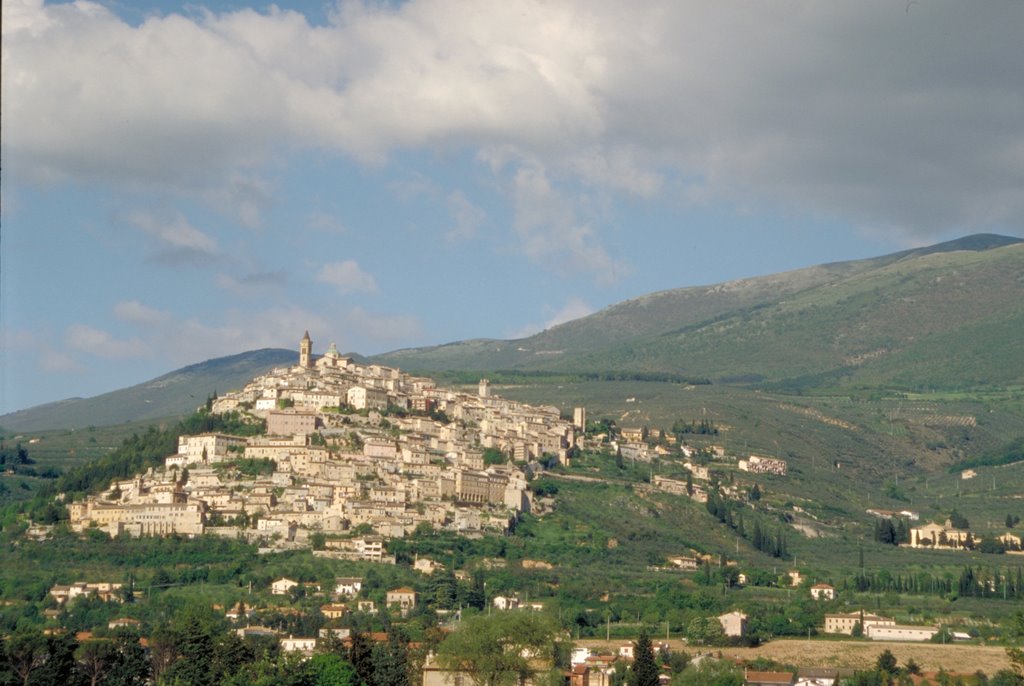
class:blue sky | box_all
[2,0,1023,413]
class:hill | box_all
[374,234,1024,394]
[0,348,295,432]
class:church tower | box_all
[299,330,313,368]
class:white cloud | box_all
[123,209,219,264]
[445,190,486,242]
[511,164,624,283]
[545,296,593,329]
[4,0,1023,242]
[66,324,148,359]
[507,296,594,339]
[316,260,379,295]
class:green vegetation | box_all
[952,436,1024,472]
[377,240,1024,399]
[437,611,563,686]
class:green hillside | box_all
[375,235,1024,395]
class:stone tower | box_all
[478,378,491,398]
[299,330,313,368]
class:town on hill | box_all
[66,332,575,546]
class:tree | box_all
[161,606,218,686]
[436,612,560,686]
[75,640,119,686]
[629,630,659,686]
[372,631,409,686]
[948,509,970,529]
[348,631,375,686]
[430,568,459,610]
[5,629,49,686]
[307,653,359,686]
[104,629,150,686]
[876,648,898,675]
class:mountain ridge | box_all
[0,348,296,432]
[4,234,1022,431]
[376,235,1024,387]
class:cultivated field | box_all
[579,638,1014,673]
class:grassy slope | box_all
[376,238,1024,396]
[531,244,1024,391]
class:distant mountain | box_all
[6,234,1021,432]
[0,348,296,432]
[374,234,1024,392]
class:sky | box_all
[2,0,1023,414]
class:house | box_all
[745,671,795,686]
[865,624,938,642]
[50,582,124,605]
[492,595,519,611]
[414,557,442,575]
[386,587,418,614]
[569,663,615,686]
[321,603,348,619]
[795,668,839,686]
[225,602,254,621]
[357,600,377,613]
[236,625,278,639]
[823,611,894,635]
[718,610,748,637]
[738,455,787,476]
[667,556,699,571]
[998,532,1023,551]
[271,577,300,595]
[280,635,318,655]
[809,583,835,601]
[618,643,634,660]
[908,522,971,549]
[266,410,318,436]
[334,577,363,597]
[108,618,142,630]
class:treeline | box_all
[847,565,1024,599]
[0,604,419,686]
[0,443,34,466]
[950,435,1024,472]
[671,418,719,436]
[872,518,911,545]
[705,491,789,559]
[435,369,712,386]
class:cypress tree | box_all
[349,630,376,686]
[628,629,659,686]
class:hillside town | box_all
[67,333,577,548]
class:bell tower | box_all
[299,330,313,368]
